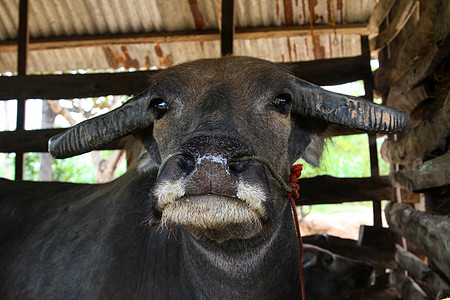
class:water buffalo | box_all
[0,56,409,299]
[303,244,375,299]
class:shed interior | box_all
[0,0,449,299]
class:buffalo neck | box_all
[180,206,302,300]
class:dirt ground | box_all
[299,210,388,240]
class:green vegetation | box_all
[0,153,14,179]
[1,151,126,183]
[294,134,390,215]
[296,134,390,178]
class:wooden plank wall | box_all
[371,0,450,211]
[369,0,450,298]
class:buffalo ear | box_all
[134,126,162,171]
[288,115,328,167]
[122,135,161,174]
[302,135,324,167]
[303,248,317,269]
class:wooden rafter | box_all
[0,23,369,53]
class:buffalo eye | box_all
[322,255,335,268]
[270,93,292,114]
[150,98,169,120]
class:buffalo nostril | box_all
[178,154,196,174]
[229,160,249,174]
[355,264,376,287]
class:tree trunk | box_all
[38,101,57,181]
[90,150,125,183]
[48,100,124,183]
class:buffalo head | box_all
[303,244,375,299]
[49,57,409,242]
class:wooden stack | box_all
[369,0,450,299]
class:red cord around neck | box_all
[286,164,305,300]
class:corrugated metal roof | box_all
[0,0,376,74]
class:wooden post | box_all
[15,0,29,181]
[368,134,382,227]
[361,36,383,227]
[220,0,234,56]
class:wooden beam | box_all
[234,23,369,40]
[0,128,123,153]
[0,54,370,101]
[367,0,396,33]
[0,128,61,153]
[0,70,152,100]
[0,130,377,163]
[358,225,396,250]
[385,2,450,109]
[385,202,450,281]
[381,92,450,165]
[392,151,450,192]
[0,125,362,154]
[302,234,396,267]
[221,0,234,56]
[0,24,369,53]
[395,244,450,298]
[389,269,429,300]
[374,0,448,102]
[385,84,429,114]
[286,54,369,86]
[369,0,419,52]
[386,41,449,109]
[296,175,393,205]
[0,31,220,53]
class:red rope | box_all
[286,164,305,300]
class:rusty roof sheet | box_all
[0,0,376,74]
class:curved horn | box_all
[292,78,410,134]
[48,89,154,158]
